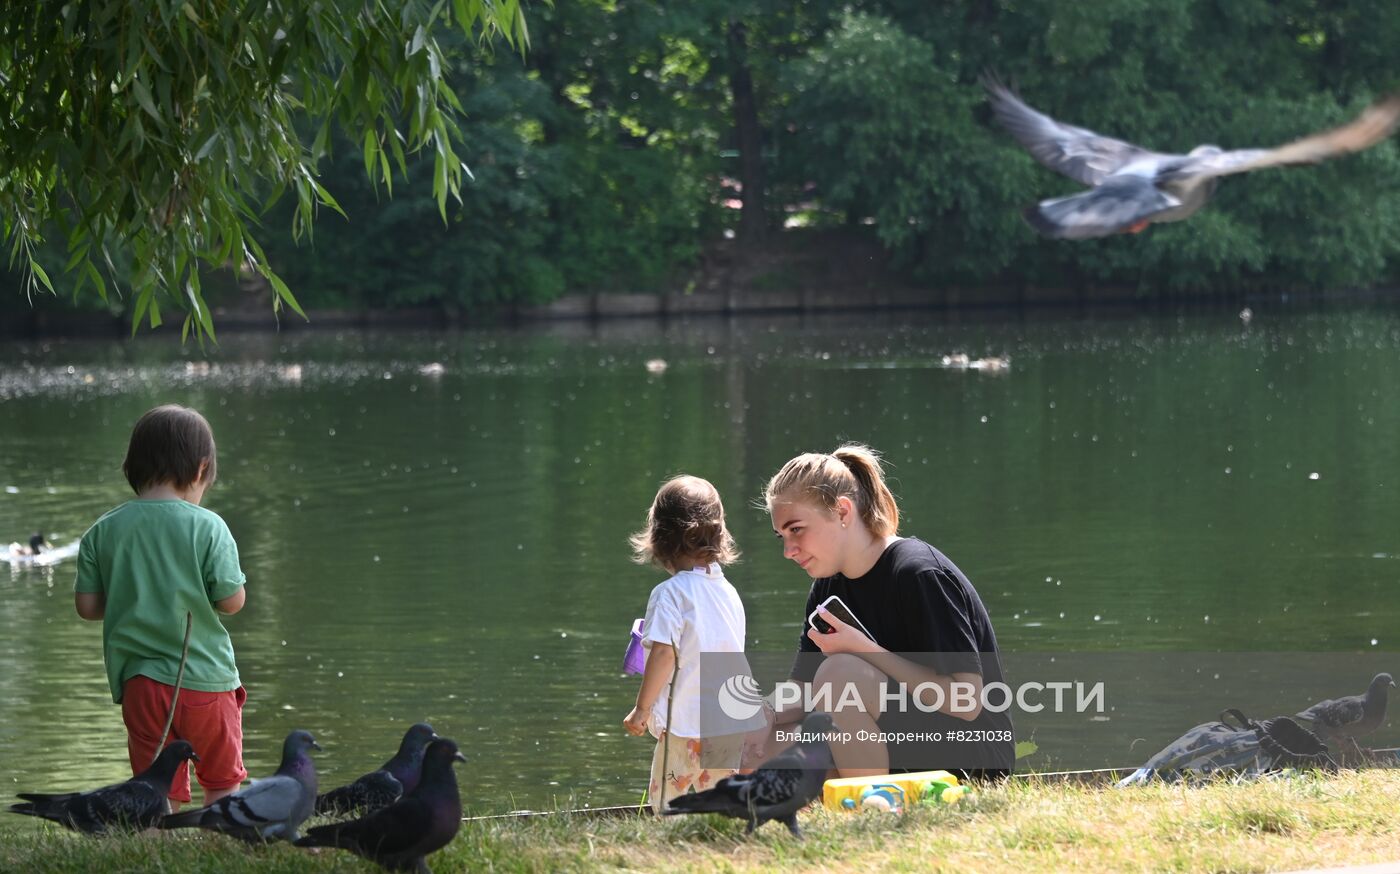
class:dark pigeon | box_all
[296,737,466,874]
[662,712,837,838]
[316,722,438,816]
[1296,673,1394,752]
[161,729,320,842]
[983,76,1400,239]
[9,741,198,835]
[1256,716,1335,770]
[1116,710,1335,787]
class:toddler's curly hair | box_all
[629,475,738,572]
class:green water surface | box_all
[2,305,1398,812]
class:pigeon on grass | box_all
[9,741,198,835]
[663,712,837,838]
[296,737,466,873]
[1255,716,1335,771]
[316,722,439,816]
[983,76,1400,239]
[160,729,320,842]
[1296,672,1394,757]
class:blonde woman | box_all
[763,445,1013,781]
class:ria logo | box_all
[717,674,764,721]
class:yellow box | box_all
[822,770,960,811]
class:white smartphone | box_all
[808,594,876,644]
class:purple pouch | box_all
[622,618,646,675]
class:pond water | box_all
[2,304,1398,815]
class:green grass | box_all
[5,770,1400,873]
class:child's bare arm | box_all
[623,642,677,735]
[214,587,246,615]
[635,642,675,711]
[74,592,105,620]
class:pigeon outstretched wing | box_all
[982,78,1159,186]
[1162,95,1400,182]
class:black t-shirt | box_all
[791,537,1014,772]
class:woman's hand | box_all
[806,607,880,655]
[622,706,651,737]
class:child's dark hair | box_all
[122,405,218,494]
[630,475,739,572]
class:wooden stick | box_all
[150,611,194,767]
[657,638,680,814]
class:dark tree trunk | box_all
[727,19,768,245]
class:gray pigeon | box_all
[983,77,1400,239]
[296,737,466,874]
[662,712,836,838]
[1296,672,1394,752]
[9,741,198,834]
[160,729,320,842]
[316,722,438,816]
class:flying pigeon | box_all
[1295,672,1394,753]
[662,712,837,838]
[9,741,198,834]
[983,77,1400,239]
[160,729,320,843]
[316,723,439,816]
[296,737,466,874]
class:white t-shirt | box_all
[642,564,749,739]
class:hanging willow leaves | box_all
[0,0,533,339]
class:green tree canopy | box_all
[8,0,1399,332]
[0,0,530,339]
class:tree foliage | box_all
[265,57,718,308]
[8,0,1400,332]
[0,0,529,338]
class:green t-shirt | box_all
[74,499,246,703]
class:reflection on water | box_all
[2,306,1399,814]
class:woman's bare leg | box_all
[814,654,888,777]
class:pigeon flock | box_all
[9,724,466,873]
[5,675,1392,865]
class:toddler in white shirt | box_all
[622,475,751,812]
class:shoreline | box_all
[3,283,1395,340]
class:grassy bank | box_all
[5,770,1400,873]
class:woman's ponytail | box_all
[764,443,899,537]
[832,444,898,537]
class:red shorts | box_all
[121,674,248,802]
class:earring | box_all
[841,522,847,528]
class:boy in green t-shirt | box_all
[74,404,249,809]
